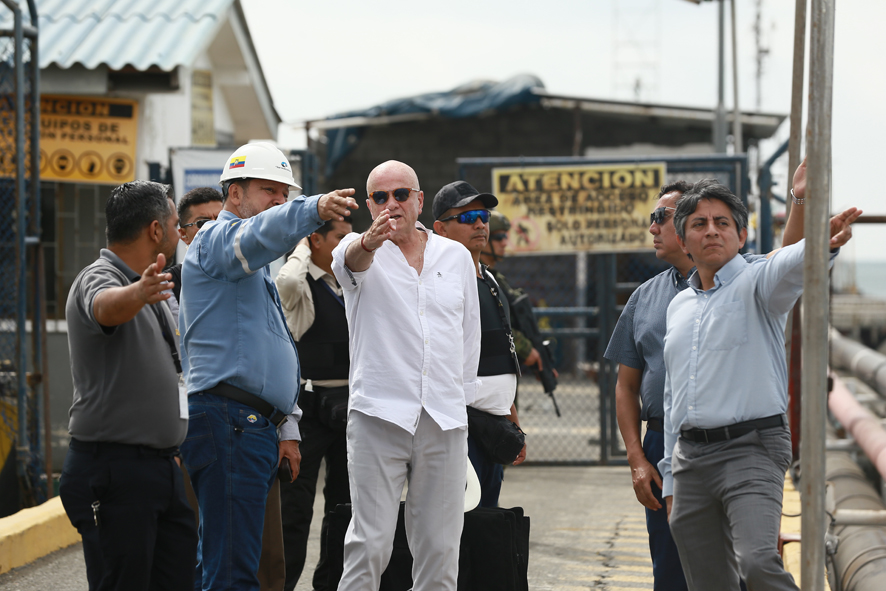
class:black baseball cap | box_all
[432,181,498,220]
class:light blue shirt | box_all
[604,255,764,421]
[659,239,834,496]
[179,196,324,421]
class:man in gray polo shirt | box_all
[60,180,197,591]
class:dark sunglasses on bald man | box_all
[438,210,490,225]
[180,218,212,230]
[650,206,676,225]
[369,187,420,205]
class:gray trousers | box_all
[338,409,468,591]
[669,426,799,591]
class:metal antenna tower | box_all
[612,0,662,103]
[753,0,771,111]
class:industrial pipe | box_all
[826,452,886,591]
[828,373,886,482]
[830,328,886,398]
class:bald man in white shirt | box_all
[331,161,481,591]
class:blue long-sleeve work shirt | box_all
[659,239,836,496]
[179,196,324,428]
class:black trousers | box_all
[280,412,350,591]
[59,440,198,591]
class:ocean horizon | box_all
[841,260,886,300]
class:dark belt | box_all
[680,414,785,444]
[646,418,664,433]
[69,438,179,458]
[203,382,288,427]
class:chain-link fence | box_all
[0,2,46,511]
[460,155,750,464]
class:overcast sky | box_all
[242,0,885,263]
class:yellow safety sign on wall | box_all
[39,95,138,184]
[491,162,666,254]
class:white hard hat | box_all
[219,142,302,190]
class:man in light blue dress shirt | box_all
[179,142,357,591]
[659,179,858,590]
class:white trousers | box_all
[338,409,468,591]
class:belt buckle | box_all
[703,429,709,444]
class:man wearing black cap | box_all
[433,181,526,508]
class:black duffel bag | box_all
[316,386,349,432]
[466,406,525,465]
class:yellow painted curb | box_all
[781,474,830,591]
[0,497,81,575]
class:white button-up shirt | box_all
[331,224,481,434]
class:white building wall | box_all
[133,69,192,181]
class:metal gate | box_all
[0,0,47,510]
[458,155,750,464]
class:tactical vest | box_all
[477,273,519,377]
[295,274,350,380]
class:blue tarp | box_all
[323,74,545,177]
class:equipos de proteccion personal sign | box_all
[38,95,139,184]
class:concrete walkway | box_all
[0,464,816,590]
[0,465,654,590]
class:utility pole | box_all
[730,0,742,153]
[713,0,727,152]
[801,1,835,589]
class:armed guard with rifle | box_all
[479,211,560,415]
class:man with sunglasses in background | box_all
[603,161,858,590]
[433,181,526,508]
[331,161,481,591]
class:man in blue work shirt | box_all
[179,142,357,591]
[659,179,859,590]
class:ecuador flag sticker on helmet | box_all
[229,156,246,169]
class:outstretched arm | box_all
[781,158,807,248]
[771,157,862,255]
[93,253,171,327]
[828,207,863,249]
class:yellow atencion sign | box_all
[492,162,666,254]
[39,95,139,184]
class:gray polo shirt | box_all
[66,249,187,448]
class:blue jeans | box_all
[467,432,504,508]
[180,393,279,591]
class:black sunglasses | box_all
[650,207,676,225]
[438,210,490,225]
[490,231,509,242]
[181,218,212,230]
[369,187,420,205]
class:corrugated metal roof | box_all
[1,0,233,71]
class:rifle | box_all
[509,292,561,417]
